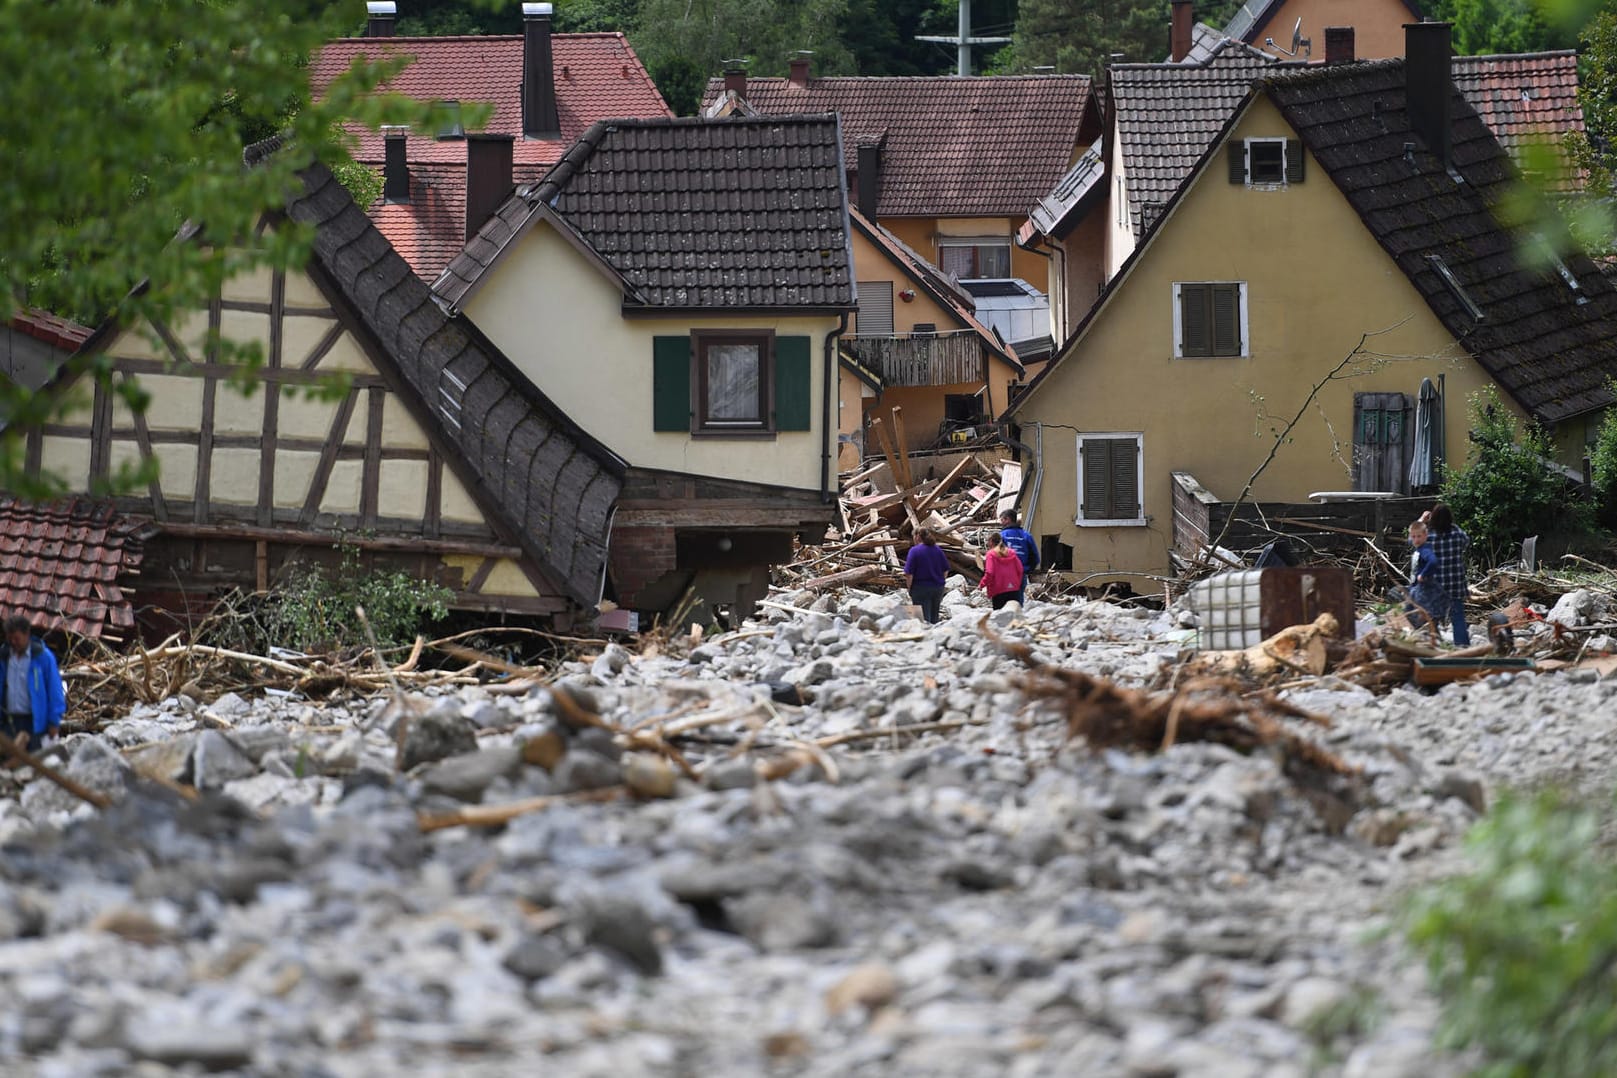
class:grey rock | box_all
[704,757,757,791]
[554,749,621,793]
[24,738,132,816]
[726,891,836,951]
[126,1023,253,1069]
[420,746,523,803]
[579,896,662,975]
[502,933,570,982]
[1431,770,1486,814]
[191,730,259,789]
[399,711,478,771]
[573,726,622,762]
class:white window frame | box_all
[1075,431,1147,528]
[1244,137,1288,187]
[1171,281,1250,359]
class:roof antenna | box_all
[1265,18,1312,58]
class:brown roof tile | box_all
[0,497,151,640]
[704,76,1098,218]
[1451,51,1583,191]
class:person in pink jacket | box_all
[980,532,1026,610]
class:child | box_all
[998,509,1039,604]
[980,532,1027,611]
[1405,520,1450,631]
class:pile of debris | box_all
[781,444,1021,594]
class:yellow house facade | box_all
[1009,47,1617,586]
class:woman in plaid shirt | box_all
[1423,504,1472,645]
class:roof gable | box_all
[436,116,857,312]
[702,76,1098,218]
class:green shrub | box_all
[1405,791,1617,1078]
[1440,387,1595,564]
[266,544,451,653]
[1589,397,1617,507]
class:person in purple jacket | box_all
[903,528,950,624]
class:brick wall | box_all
[609,525,677,605]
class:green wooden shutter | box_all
[1227,141,1247,184]
[1179,284,1211,357]
[1285,138,1305,183]
[1109,438,1139,519]
[652,335,692,432]
[1080,438,1110,520]
[1211,283,1242,355]
[773,335,812,431]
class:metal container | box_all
[1189,566,1354,650]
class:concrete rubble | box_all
[1,576,1615,1076]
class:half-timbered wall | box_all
[31,263,557,613]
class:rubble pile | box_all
[1,579,1615,1074]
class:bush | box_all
[1440,387,1595,564]
[1405,791,1617,1078]
[1589,396,1617,508]
[265,544,451,653]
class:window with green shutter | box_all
[1175,282,1245,358]
[652,335,692,431]
[1077,435,1143,524]
[773,336,812,431]
[655,331,814,436]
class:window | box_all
[938,239,1011,279]
[435,100,465,140]
[1228,138,1304,186]
[1173,282,1246,358]
[1077,433,1144,526]
[1424,254,1483,321]
[652,333,813,436]
[856,281,894,335]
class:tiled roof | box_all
[1026,140,1106,240]
[0,497,152,640]
[850,208,1021,373]
[1451,51,1583,192]
[1111,45,1586,244]
[1264,60,1617,423]
[309,33,671,280]
[1112,43,1297,241]
[7,310,91,353]
[435,116,857,312]
[702,76,1098,217]
[250,139,626,607]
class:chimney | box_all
[1170,0,1195,62]
[1405,21,1453,169]
[522,2,560,138]
[1324,26,1355,64]
[382,128,410,203]
[856,140,882,220]
[365,1,396,37]
[723,63,747,99]
[789,53,812,88]
[465,134,515,240]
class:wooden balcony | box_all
[842,330,988,388]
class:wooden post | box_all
[889,406,913,489]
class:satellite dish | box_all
[1290,17,1303,55]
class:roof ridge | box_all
[719,73,1092,83]
[1453,49,1578,61]
[1253,57,1402,87]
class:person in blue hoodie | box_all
[997,510,1039,604]
[2,615,65,750]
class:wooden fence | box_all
[842,331,986,388]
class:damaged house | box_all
[1006,23,1617,587]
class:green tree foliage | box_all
[1406,791,1617,1078]
[1440,387,1594,564]
[1589,394,1617,509]
[264,545,452,652]
[1422,0,1574,54]
[1002,0,1169,75]
[0,0,435,498]
[1569,8,1617,222]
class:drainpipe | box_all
[822,312,849,503]
[999,418,1042,525]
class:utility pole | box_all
[916,0,1012,76]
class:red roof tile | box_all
[705,76,1098,218]
[310,33,672,278]
[1451,51,1583,192]
[8,309,91,352]
[0,498,152,640]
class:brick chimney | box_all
[1324,26,1355,64]
[856,140,883,219]
[1170,0,1194,63]
[382,128,410,203]
[723,63,747,98]
[522,2,560,138]
[1405,22,1453,169]
[465,134,515,240]
[365,1,396,37]
[789,53,812,87]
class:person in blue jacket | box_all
[998,510,1039,604]
[1,615,65,750]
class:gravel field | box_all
[0,577,1610,1077]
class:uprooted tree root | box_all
[983,618,1364,830]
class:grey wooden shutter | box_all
[1179,284,1211,357]
[1227,141,1247,184]
[857,281,894,336]
[1080,439,1110,519]
[1285,138,1305,183]
[1109,438,1139,518]
[1211,283,1242,355]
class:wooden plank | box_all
[122,374,168,521]
[299,388,360,525]
[888,406,914,488]
[912,454,974,515]
[254,540,269,593]
[298,321,346,372]
[996,460,1023,519]
[424,451,443,539]
[868,415,905,493]
[106,356,387,389]
[802,564,884,591]
[361,387,384,528]
[147,317,196,367]
[156,521,525,559]
[195,376,215,523]
[88,380,110,485]
[466,557,498,593]
[269,269,285,369]
[256,382,279,527]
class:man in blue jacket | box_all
[2,615,65,749]
[998,510,1039,604]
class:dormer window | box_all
[1229,138,1304,187]
[435,100,465,140]
[1426,254,1484,321]
[1532,232,1586,301]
